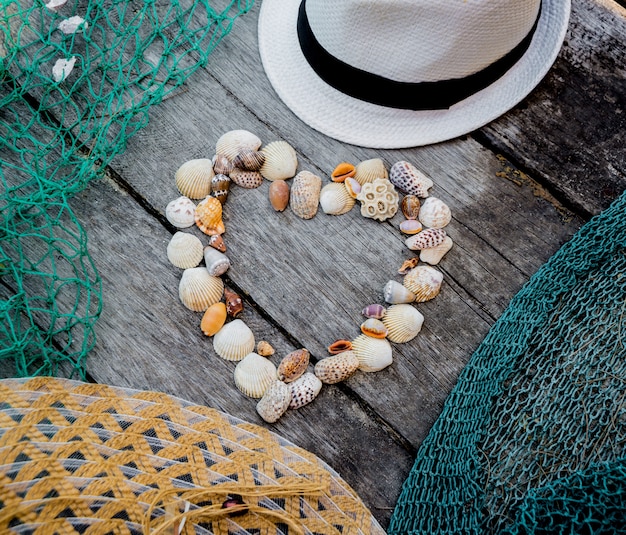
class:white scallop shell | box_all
[178,267,224,312]
[403,266,444,302]
[314,351,359,384]
[215,130,262,161]
[351,335,393,372]
[383,280,416,304]
[260,140,298,181]
[203,246,230,276]
[234,352,277,398]
[382,304,424,344]
[213,319,256,361]
[354,158,388,185]
[175,159,214,200]
[167,232,204,269]
[256,380,292,422]
[420,236,453,265]
[166,196,196,228]
[419,197,452,229]
[288,372,323,409]
[319,182,356,215]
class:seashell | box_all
[356,178,399,222]
[354,158,388,185]
[288,372,322,409]
[362,304,386,319]
[328,339,352,355]
[256,380,292,423]
[203,246,230,277]
[212,189,229,205]
[314,351,359,384]
[230,168,264,189]
[360,318,388,339]
[319,182,355,216]
[195,196,225,235]
[175,159,214,200]
[398,257,420,275]
[212,154,234,176]
[200,302,227,337]
[331,162,356,183]
[403,266,444,302]
[208,234,226,253]
[277,348,310,383]
[419,197,452,229]
[167,232,203,269]
[232,149,266,171]
[215,130,262,161]
[399,219,423,235]
[260,141,298,181]
[290,171,322,220]
[420,236,453,265]
[351,335,393,372]
[269,180,290,211]
[344,177,361,199]
[179,267,224,312]
[166,196,196,228]
[211,174,231,205]
[384,280,416,304]
[389,161,433,198]
[405,228,447,250]
[213,319,255,361]
[257,340,275,357]
[224,287,244,318]
[382,304,424,344]
[401,195,421,220]
[234,352,277,398]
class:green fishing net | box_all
[390,190,626,534]
[0,0,253,378]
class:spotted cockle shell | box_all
[314,351,359,384]
[389,161,433,198]
[269,180,290,211]
[179,267,224,312]
[403,266,444,302]
[230,168,264,189]
[399,219,423,235]
[401,195,421,220]
[331,162,356,183]
[167,232,204,269]
[382,304,424,344]
[260,140,298,181]
[360,318,388,339]
[234,352,277,398]
[166,196,196,228]
[419,197,451,229]
[384,280,416,304]
[344,177,361,199]
[195,196,225,235]
[211,174,231,205]
[288,373,322,409]
[213,319,255,361]
[212,154,234,176]
[277,348,310,383]
[200,302,228,337]
[362,304,386,319]
[319,182,355,216]
[216,130,262,161]
[175,159,214,200]
[354,158,387,185]
[203,246,230,277]
[232,149,266,171]
[356,178,399,222]
[290,171,322,220]
[420,236,453,265]
[351,335,393,372]
[256,380,292,423]
[405,228,447,250]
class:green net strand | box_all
[390,191,626,534]
[0,0,254,378]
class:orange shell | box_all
[328,339,353,355]
[277,349,310,383]
[331,162,356,183]
[195,196,225,235]
[200,302,227,336]
[360,318,388,339]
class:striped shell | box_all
[314,351,359,384]
[290,171,322,220]
[360,318,388,339]
[167,232,204,269]
[384,280,416,304]
[354,158,388,185]
[213,319,255,361]
[401,195,421,220]
[215,130,262,161]
[195,196,225,235]
[234,352,277,398]
[178,267,224,312]
[256,380,292,423]
[166,196,196,228]
[230,168,264,189]
[203,246,230,277]
[277,348,310,383]
[212,154,233,176]
[420,236,453,265]
[319,182,356,215]
[403,266,444,302]
[356,178,399,222]
[288,372,323,409]
[382,304,424,343]
[351,335,393,372]
[405,228,447,250]
[419,197,452,229]
[389,161,433,198]
[362,304,386,319]
[200,302,227,337]
[331,162,356,183]
[175,159,214,199]
[260,140,298,181]
[232,149,266,171]
[269,180,290,211]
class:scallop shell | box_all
[257,340,275,357]
[419,197,452,229]
[399,219,423,235]
[224,287,244,318]
[360,318,388,339]
[389,161,433,198]
[354,158,388,185]
[234,352,277,398]
[230,168,264,189]
[208,234,227,253]
[175,159,214,200]
[331,162,356,183]
[256,380,292,423]
[195,196,225,235]
[203,246,230,276]
[382,304,424,344]
[179,267,224,312]
[260,141,298,181]
[166,196,196,228]
[319,182,356,215]
[328,340,353,355]
[314,351,360,384]
[405,228,447,250]
[232,149,266,171]
[213,319,255,361]
[420,236,453,265]
[215,130,262,161]
[277,348,310,383]
[200,302,228,337]
[344,177,361,199]
[403,266,444,302]
[383,280,416,304]
[356,178,399,222]
[288,372,322,409]
[362,304,386,319]
[351,335,393,372]
[401,195,421,220]
[290,170,322,220]
[269,180,290,211]
[212,154,234,176]
[167,232,203,269]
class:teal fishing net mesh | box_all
[0,0,253,378]
[390,190,626,534]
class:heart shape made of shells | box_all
[165,129,453,423]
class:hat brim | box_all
[258,0,571,148]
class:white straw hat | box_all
[258,0,571,148]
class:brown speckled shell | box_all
[314,351,360,384]
[277,348,310,383]
[290,171,322,220]
[230,168,264,189]
[288,372,322,409]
